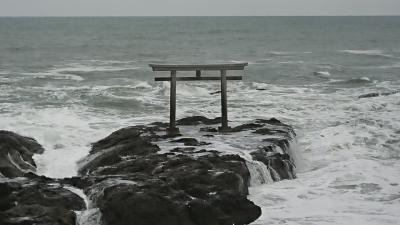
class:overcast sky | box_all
[0,0,399,16]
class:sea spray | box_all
[246,160,274,186]
[64,185,102,225]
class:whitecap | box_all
[340,49,395,58]
[313,71,331,78]
[277,61,305,64]
[268,51,312,56]
[21,72,84,81]
[52,64,140,73]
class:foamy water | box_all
[1,67,399,224]
[1,17,400,224]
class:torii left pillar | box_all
[167,70,180,135]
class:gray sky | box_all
[1,0,400,16]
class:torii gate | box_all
[149,63,248,135]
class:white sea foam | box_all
[377,62,400,69]
[340,49,395,58]
[278,60,305,64]
[52,63,140,73]
[22,72,85,81]
[269,51,312,56]
[242,84,400,225]
[19,62,140,82]
[313,71,331,78]
[0,74,399,224]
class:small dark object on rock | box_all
[210,90,222,95]
[170,147,196,153]
[358,90,399,98]
[177,116,222,126]
[171,138,211,146]
[231,123,264,132]
[200,127,218,132]
[358,93,380,98]
[253,128,288,135]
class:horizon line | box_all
[1,15,400,18]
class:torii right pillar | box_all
[219,69,229,132]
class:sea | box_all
[0,17,399,224]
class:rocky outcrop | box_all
[78,123,261,225]
[171,137,211,146]
[0,175,86,225]
[230,118,297,181]
[177,116,222,126]
[0,131,44,177]
[0,132,85,225]
[76,116,297,225]
[0,116,297,225]
[358,90,399,98]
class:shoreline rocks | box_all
[358,90,399,98]
[0,116,297,225]
[78,122,261,225]
[0,131,85,225]
[0,131,44,177]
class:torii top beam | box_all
[149,63,248,71]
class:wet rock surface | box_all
[0,116,297,225]
[0,130,44,177]
[358,90,399,98]
[230,118,297,181]
[0,132,85,225]
[78,126,260,225]
[0,175,86,225]
[77,116,296,225]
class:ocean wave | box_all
[19,63,141,81]
[268,51,312,56]
[313,71,331,78]
[54,64,140,74]
[251,59,273,64]
[316,63,345,72]
[328,77,373,85]
[376,62,400,69]
[22,72,84,81]
[80,59,137,65]
[5,46,35,52]
[340,49,396,59]
[277,61,305,64]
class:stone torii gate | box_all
[149,63,248,135]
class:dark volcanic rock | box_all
[0,130,44,177]
[358,92,380,98]
[97,185,191,225]
[0,204,76,225]
[0,178,85,225]
[228,118,298,182]
[263,138,290,152]
[1,116,297,225]
[78,123,264,225]
[177,116,222,126]
[199,127,218,133]
[358,90,399,98]
[231,118,295,138]
[0,131,85,225]
[171,137,211,146]
[251,149,296,181]
[231,123,264,132]
[79,126,161,175]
